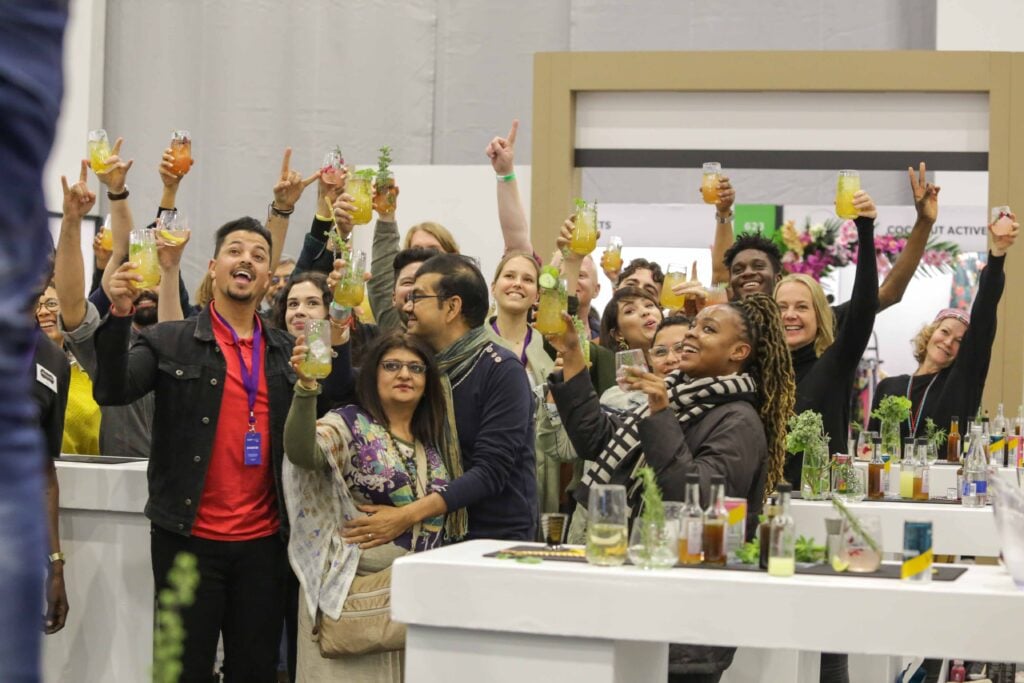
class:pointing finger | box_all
[60,175,70,195]
[280,147,292,179]
[79,159,88,184]
[507,119,519,146]
[918,161,926,188]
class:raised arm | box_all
[828,193,880,373]
[90,137,135,299]
[92,263,159,406]
[268,148,319,271]
[155,230,190,322]
[157,144,189,214]
[710,175,736,285]
[368,197,403,332]
[487,119,532,255]
[877,162,939,311]
[54,161,97,332]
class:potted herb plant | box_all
[787,410,831,500]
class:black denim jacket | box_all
[92,305,297,538]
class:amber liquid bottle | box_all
[867,437,885,500]
[947,416,961,463]
[758,493,780,570]
[702,475,728,566]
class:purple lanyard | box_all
[491,319,531,366]
[213,308,262,429]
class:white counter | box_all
[43,459,152,683]
[392,540,1024,683]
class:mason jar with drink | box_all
[347,168,375,225]
[129,228,161,289]
[701,162,722,204]
[299,319,334,380]
[571,199,598,255]
[535,268,568,336]
[333,250,367,308]
[169,130,192,176]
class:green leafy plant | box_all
[787,410,830,497]
[152,552,200,683]
[924,417,947,452]
[736,539,760,565]
[375,146,393,186]
[871,395,911,425]
[353,167,376,182]
[637,466,665,533]
[795,535,826,563]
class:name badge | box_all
[244,431,262,467]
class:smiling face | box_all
[492,255,538,316]
[613,296,663,350]
[36,286,62,345]
[619,268,661,301]
[676,305,752,379]
[209,229,272,305]
[403,272,452,350]
[924,318,967,371]
[650,323,689,377]
[284,281,327,336]
[377,346,427,408]
[775,280,818,351]
[729,248,780,299]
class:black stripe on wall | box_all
[574,149,989,172]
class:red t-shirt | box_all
[192,302,279,541]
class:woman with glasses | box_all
[649,315,691,378]
[283,331,458,682]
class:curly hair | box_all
[723,232,783,278]
[728,293,796,498]
[911,321,940,364]
[616,258,665,286]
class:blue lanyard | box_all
[212,308,262,429]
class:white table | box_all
[853,461,1019,500]
[392,540,1024,683]
[791,499,998,556]
[43,459,152,683]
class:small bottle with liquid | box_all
[767,484,796,577]
[991,403,1008,467]
[963,425,989,507]
[948,659,967,682]
[678,473,704,565]
[702,474,728,566]
[947,415,961,463]
[758,492,780,570]
[899,438,916,500]
[867,437,885,500]
[913,438,930,501]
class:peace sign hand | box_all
[61,160,97,219]
[907,161,940,224]
[486,119,518,175]
[272,148,320,213]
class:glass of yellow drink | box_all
[99,226,113,251]
[571,200,598,255]
[169,130,192,176]
[347,171,374,225]
[586,484,628,566]
[701,162,721,204]
[333,250,366,308]
[600,235,623,272]
[835,170,860,219]
[299,319,333,380]
[660,263,688,311]
[88,129,113,174]
[128,229,161,289]
[535,278,568,335]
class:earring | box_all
[617,338,628,351]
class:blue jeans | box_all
[0,2,66,681]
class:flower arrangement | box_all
[774,217,960,282]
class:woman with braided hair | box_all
[546,293,793,682]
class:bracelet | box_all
[715,210,734,223]
[107,187,130,201]
[110,303,136,318]
[269,203,295,217]
[48,552,65,565]
[496,173,516,183]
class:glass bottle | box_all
[767,483,796,577]
[962,425,988,508]
[948,659,966,682]
[991,403,1008,467]
[702,475,728,566]
[899,438,916,500]
[913,438,930,501]
[758,492,779,570]
[1010,405,1024,468]
[678,474,704,565]
[947,415,961,463]
[867,437,885,500]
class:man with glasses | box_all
[347,253,538,542]
[262,256,295,315]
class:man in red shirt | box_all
[96,216,299,682]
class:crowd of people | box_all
[35,117,1020,683]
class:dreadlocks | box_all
[729,293,796,497]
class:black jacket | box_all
[92,304,297,537]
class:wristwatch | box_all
[48,551,65,565]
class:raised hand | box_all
[107,261,143,315]
[92,231,112,270]
[715,175,736,213]
[330,195,356,243]
[90,137,133,192]
[318,166,348,207]
[61,160,96,219]
[908,162,940,224]
[989,211,1019,256]
[289,335,318,388]
[556,215,580,261]
[155,230,191,271]
[486,119,518,175]
[852,190,878,220]
[159,147,190,187]
[273,148,319,212]
[373,181,399,219]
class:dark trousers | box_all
[151,525,286,683]
[820,652,849,683]
[669,673,723,683]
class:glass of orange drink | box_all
[601,235,623,272]
[170,130,192,176]
[701,162,722,204]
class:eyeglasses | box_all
[406,292,446,306]
[271,275,290,286]
[36,299,59,312]
[380,360,427,375]
[650,341,686,359]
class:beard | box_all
[133,291,159,327]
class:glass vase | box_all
[627,516,678,570]
[880,418,901,462]
[801,442,831,500]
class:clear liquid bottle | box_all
[899,438,916,499]
[767,483,796,577]
[678,474,704,565]
[962,424,989,507]
[991,403,1008,467]
[702,475,728,566]
[947,415,961,463]
[913,438,930,501]
[867,437,885,500]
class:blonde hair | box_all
[403,222,459,254]
[911,321,940,364]
[774,274,835,356]
[491,251,539,284]
[194,271,214,309]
